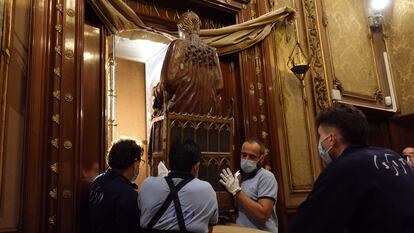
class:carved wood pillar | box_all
[24,0,85,232]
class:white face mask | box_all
[241,159,258,173]
[318,135,333,164]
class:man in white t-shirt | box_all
[220,138,278,233]
[139,140,218,233]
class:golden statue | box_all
[153,11,223,116]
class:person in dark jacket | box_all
[289,103,414,233]
[89,137,144,233]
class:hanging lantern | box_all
[287,41,312,81]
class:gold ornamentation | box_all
[49,188,57,200]
[225,0,231,3]
[260,114,266,122]
[322,15,328,27]
[333,78,344,92]
[54,25,63,34]
[52,114,60,125]
[252,116,258,122]
[261,131,268,139]
[133,1,224,29]
[49,215,56,225]
[303,0,329,110]
[53,90,60,100]
[62,190,72,199]
[66,8,75,17]
[50,163,58,173]
[55,3,63,13]
[255,66,261,75]
[64,93,73,102]
[374,89,384,102]
[53,67,61,78]
[250,9,256,18]
[63,140,72,149]
[2,48,10,64]
[249,84,255,90]
[279,93,284,106]
[54,45,62,56]
[242,4,247,9]
[258,98,264,106]
[257,83,263,90]
[51,138,59,149]
[65,49,74,58]
[264,148,270,156]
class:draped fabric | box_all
[87,0,147,34]
[200,7,295,55]
[87,0,295,55]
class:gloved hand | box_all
[157,161,169,177]
[219,168,242,196]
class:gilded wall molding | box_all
[302,0,330,111]
[0,0,14,209]
[126,0,226,29]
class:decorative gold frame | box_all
[321,0,382,103]
[0,0,13,207]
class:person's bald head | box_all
[403,147,414,156]
[403,147,414,167]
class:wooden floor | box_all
[213,224,270,233]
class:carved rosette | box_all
[303,0,330,110]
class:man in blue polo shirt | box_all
[220,138,278,233]
[139,140,218,233]
[289,103,414,233]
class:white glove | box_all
[157,161,169,177]
[219,168,242,196]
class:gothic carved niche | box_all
[302,0,330,110]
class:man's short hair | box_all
[108,137,143,170]
[316,103,369,145]
[169,139,202,172]
[245,137,266,156]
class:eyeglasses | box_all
[135,158,146,168]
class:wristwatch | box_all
[232,187,242,196]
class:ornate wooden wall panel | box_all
[78,22,105,233]
[0,0,30,231]
[302,0,330,112]
[324,0,379,99]
[0,0,14,210]
[389,114,414,153]
[388,0,414,115]
[270,25,320,195]
[315,0,395,111]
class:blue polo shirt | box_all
[237,168,278,233]
[139,173,218,233]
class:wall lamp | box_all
[287,41,312,84]
[368,0,391,32]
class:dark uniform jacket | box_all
[289,145,414,233]
[89,169,139,233]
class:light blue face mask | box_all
[318,135,333,164]
[241,159,258,173]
